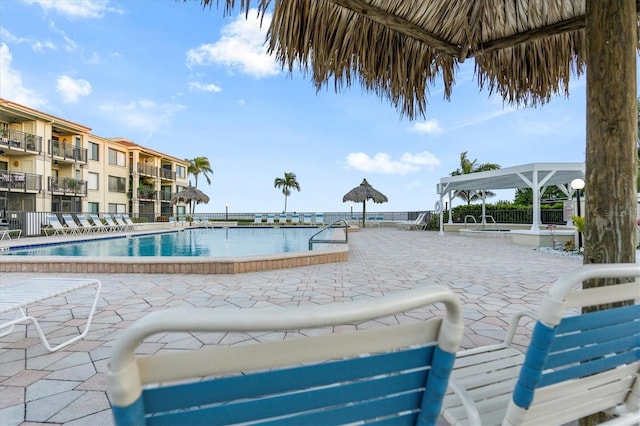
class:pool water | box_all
[6,227,331,257]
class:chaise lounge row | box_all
[254,212,325,225]
[44,213,136,236]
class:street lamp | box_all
[225,203,228,220]
[570,178,585,250]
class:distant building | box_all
[0,98,189,221]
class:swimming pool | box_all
[0,226,350,274]
[6,227,325,257]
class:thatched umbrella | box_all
[199,1,638,289]
[171,184,210,217]
[343,179,388,228]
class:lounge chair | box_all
[398,212,427,230]
[62,214,86,234]
[195,217,214,228]
[108,286,464,426]
[44,214,76,236]
[442,263,640,426]
[253,213,262,225]
[121,214,139,231]
[114,214,133,231]
[291,213,300,224]
[303,213,312,225]
[278,213,288,225]
[89,214,110,232]
[266,213,275,224]
[103,214,125,231]
[75,214,99,233]
[315,212,324,226]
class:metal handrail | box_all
[481,214,499,229]
[463,215,478,228]
[308,219,349,250]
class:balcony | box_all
[137,188,157,201]
[0,129,42,155]
[0,172,42,192]
[48,176,87,196]
[160,167,176,181]
[159,191,174,202]
[49,140,88,165]
[136,163,158,177]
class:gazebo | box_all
[437,162,585,234]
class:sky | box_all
[0,0,619,214]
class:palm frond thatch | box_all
[171,184,210,208]
[343,178,388,227]
[198,0,637,120]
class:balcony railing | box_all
[159,191,174,202]
[136,163,158,176]
[0,172,42,192]
[48,176,87,196]
[137,188,157,201]
[0,129,42,153]
[160,168,176,181]
[49,140,88,164]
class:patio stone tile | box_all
[2,370,49,387]
[0,385,24,409]
[0,403,25,426]
[25,390,83,422]
[26,379,79,401]
[49,391,110,423]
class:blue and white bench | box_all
[107,286,464,425]
[443,263,640,426]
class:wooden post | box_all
[582,1,637,422]
[584,0,637,267]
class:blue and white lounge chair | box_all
[398,212,427,230]
[114,214,133,231]
[108,286,464,426]
[315,212,324,226]
[253,213,262,225]
[61,214,85,234]
[278,213,288,224]
[291,213,300,224]
[44,214,73,236]
[443,263,640,426]
[89,214,109,232]
[266,213,275,224]
[76,214,99,233]
[103,214,125,232]
[303,213,312,225]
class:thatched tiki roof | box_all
[171,184,210,214]
[198,2,639,268]
[343,179,388,228]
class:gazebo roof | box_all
[437,162,585,194]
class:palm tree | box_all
[450,152,501,205]
[187,156,213,188]
[186,156,213,213]
[274,172,301,213]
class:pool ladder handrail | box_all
[464,214,499,230]
[308,219,349,250]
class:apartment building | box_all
[0,98,189,226]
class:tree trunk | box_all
[581,0,637,422]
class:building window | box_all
[88,202,99,214]
[108,175,126,192]
[87,172,99,190]
[88,142,99,161]
[108,203,126,213]
[176,165,186,179]
[108,148,126,166]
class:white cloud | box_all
[346,151,441,175]
[450,106,516,130]
[32,40,57,53]
[22,0,122,19]
[56,75,92,103]
[188,82,222,93]
[98,99,185,139]
[186,9,279,78]
[410,119,443,134]
[0,27,29,44]
[0,43,46,107]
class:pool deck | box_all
[0,228,581,425]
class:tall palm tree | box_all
[450,152,501,205]
[274,172,301,213]
[186,156,213,213]
[187,156,213,188]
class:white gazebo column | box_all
[531,170,540,231]
[481,191,487,226]
[438,195,444,235]
[446,192,453,224]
